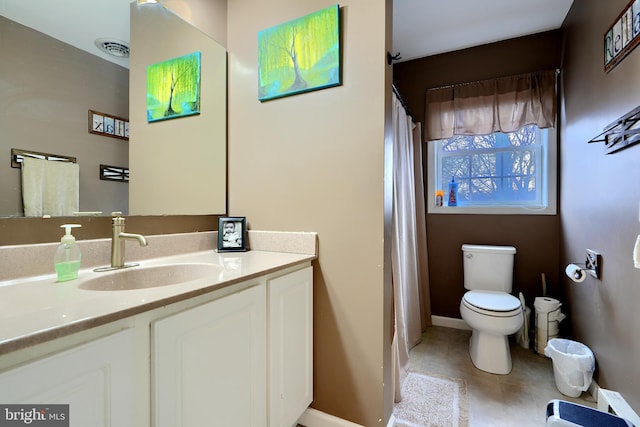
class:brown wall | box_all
[393,31,563,318]
[393,30,563,131]
[427,215,560,318]
[561,0,640,410]
[227,1,393,425]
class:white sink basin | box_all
[79,263,223,291]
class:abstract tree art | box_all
[258,5,341,101]
[147,51,201,122]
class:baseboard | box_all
[298,408,364,427]
[386,414,396,427]
[431,315,471,330]
[298,408,396,427]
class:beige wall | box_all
[129,3,226,215]
[2,1,396,422]
[163,0,227,47]
[227,1,393,425]
[561,0,640,410]
[0,16,129,217]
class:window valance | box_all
[424,69,557,141]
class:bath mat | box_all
[393,371,469,427]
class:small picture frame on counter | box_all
[217,217,247,252]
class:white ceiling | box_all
[392,0,574,62]
[0,0,574,67]
[0,0,131,68]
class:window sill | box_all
[428,205,556,215]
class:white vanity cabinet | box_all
[268,266,313,427]
[0,256,314,427]
[151,265,313,427]
[152,282,267,427]
[0,329,137,427]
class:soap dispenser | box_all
[54,224,82,282]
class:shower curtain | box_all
[391,90,430,402]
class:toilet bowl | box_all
[460,290,523,374]
[460,244,523,375]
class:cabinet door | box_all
[268,266,313,427]
[153,283,267,427]
[0,329,136,427]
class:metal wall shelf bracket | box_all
[588,105,640,154]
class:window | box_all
[427,124,557,214]
[424,70,558,214]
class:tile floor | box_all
[403,325,596,427]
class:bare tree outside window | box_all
[438,125,543,205]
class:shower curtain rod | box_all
[392,84,414,121]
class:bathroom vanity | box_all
[0,231,316,427]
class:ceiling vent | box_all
[95,38,130,58]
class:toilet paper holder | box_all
[567,249,601,280]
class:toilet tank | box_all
[462,244,517,292]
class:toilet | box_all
[459,244,523,374]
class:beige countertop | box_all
[0,231,317,356]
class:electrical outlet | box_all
[586,249,601,279]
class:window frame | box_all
[426,126,557,215]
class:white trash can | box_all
[544,338,595,398]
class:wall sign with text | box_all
[604,0,640,73]
[88,110,129,141]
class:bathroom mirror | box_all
[0,0,227,218]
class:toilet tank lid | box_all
[461,244,517,254]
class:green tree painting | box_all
[147,51,201,122]
[258,5,341,101]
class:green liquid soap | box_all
[54,224,82,282]
[55,260,81,282]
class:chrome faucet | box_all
[95,212,148,271]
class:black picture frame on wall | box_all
[217,217,247,252]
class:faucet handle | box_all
[111,211,125,225]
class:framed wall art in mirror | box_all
[146,51,201,122]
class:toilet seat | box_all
[462,290,522,317]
